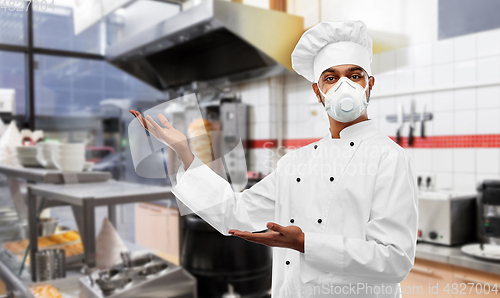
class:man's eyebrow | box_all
[322,68,338,74]
[348,67,363,72]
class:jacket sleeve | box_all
[171,154,276,236]
[301,150,418,284]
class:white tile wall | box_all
[371,54,380,76]
[396,47,414,69]
[367,97,380,119]
[454,60,477,86]
[453,149,475,173]
[432,149,453,172]
[476,149,500,174]
[433,111,454,135]
[476,109,500,134]
[477,29,500,58]
[454,34,477,61]
[377,71,397,94]
[477,86,500,109]
[435,172,453,189]
[413,149,432,172]
[453,110,476,135]
[433,38,454,64]
[396,68,413,91]
[379,50,397,72]
[433,63,453,88]
[453,173,476,191]
[433,90,454,112]
[375,96,397,136]
[414,66,433,90]
[414,43,433,67]
[477,56,500,83]
[453,88,476,111]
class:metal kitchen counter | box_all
[0,240,155,298]
[27,181,176,281]
[0,165,111,184]
[0,165,112,224]
[416,242,500,275]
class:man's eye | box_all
[326,77,335,81]
[351,75,360,79]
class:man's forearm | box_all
[177,148,194,170]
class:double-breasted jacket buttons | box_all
[317,219,322,224]
[296,177,301,182]
[314,145,318,149]
[350,141,354,147]
[330,177,334,182]
[290,218,294,224]
[285,261,290,265]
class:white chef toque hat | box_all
[291,20,373,83]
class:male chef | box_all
[130,20,418,298]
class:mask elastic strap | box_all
[362,79,370,105]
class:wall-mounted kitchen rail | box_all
[385,113,433,123]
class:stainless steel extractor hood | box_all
[105,0,304,90]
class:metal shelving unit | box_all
[27,181,175,281]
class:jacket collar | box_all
[324,119,377,141]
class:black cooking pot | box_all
[181,214,272,298]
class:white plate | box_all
[461,243,500,261]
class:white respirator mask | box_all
[318,77,370,123]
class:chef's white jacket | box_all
[171,119,418,298]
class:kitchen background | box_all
[1,0,500,297]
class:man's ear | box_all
[312,83,322,104]
[369,76,375,91]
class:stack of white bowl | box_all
[16,146,43,167]
[52,143,86,172]
[36,142,59,169]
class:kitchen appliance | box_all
[460,243,500,261]
[477,180,500,245]
[181,214,272,298]
[199,96,248,190]
[35,249,66,281]
[79,253,196,298]
[417,190,476,246]
[105,0,304,90]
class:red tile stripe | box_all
[247,139,278,149]
[247,134,500,149]
[389,135,500,148]
[247,138,318,149]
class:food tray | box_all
[2,231,85,267]
[29,275,81,298]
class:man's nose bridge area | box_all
[334,78,356,92]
